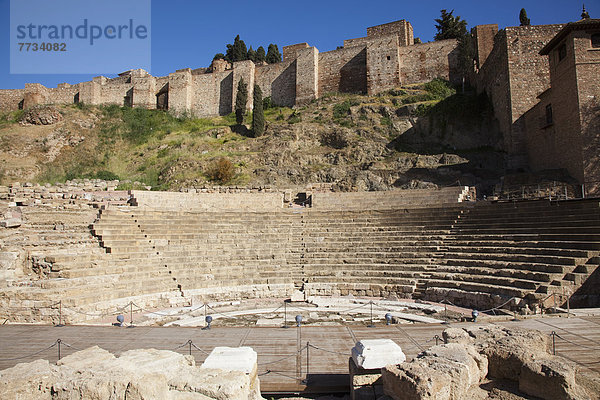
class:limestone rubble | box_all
[382,325,599,400]
[0,346,263,400]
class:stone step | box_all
[443,258,569,274]
[440,251,581,266]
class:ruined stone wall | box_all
[544,33,582,182]
[232,60,255,112]
[0,89,25,111]
[283,43,309,61]
[505,25,564,168]
[473,24,498,69]
[318,47,367,95]
[398,39,460,86]
[168,69,192,115]
[311,187,468,210]
[366,35,400,95]
[574,31,600,192]
[476,25,563,168]
[130,190,284,211]
[524,91,557,172]
[475,30,512,153]
[367,19,414,46]
[295,47,319,105]
[254,61,296,107]
[190,70,233,117]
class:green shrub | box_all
[262,96,275,109]
[423,78,455,99]
[332,100,355,119]
[94,170,120,180]
[287,112,301,124]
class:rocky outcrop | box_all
[383,325,598,400]
[19,105,63,125]
[0,346,263,400]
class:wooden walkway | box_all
[0,316,598,393]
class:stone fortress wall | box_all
[1,16,598,190]
[1,16,595,185]
[0,19,458,115]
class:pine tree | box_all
[266,44,282,64]
[213,53,225,61]
[235,78,248,125]
[519,8,531,26]
[255,46,266,63]
[247,46,256,62]
[434,9,468,41]
[252,84,265,137]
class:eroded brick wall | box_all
[473,24,498,69]
[296,47,319,105]
[366,35,400,95]
[283,43,309,62]
[398,39,460,86]
[255,61,296,107]
[0,89,25,111]
[574,31,600,191]
[318,47,367,95]
[476,30,512,149]
[366,20,413,46]
[191,70,233,117]
[506,25,564,168]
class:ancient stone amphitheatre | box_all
[1,8,600,399]
[1,180,599,399]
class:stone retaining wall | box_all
[130,190,285,211]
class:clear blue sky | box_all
[0,0,594,89]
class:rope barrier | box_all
[133,303,206,317]
[479,297,517,314]
[258,346,307,366]
[0,341,58,361]
[190,342,211,355]
[307,343,349,356]
[554,332,600,351]
[261,370,299,380]
[60,341,84,352]
[205,304,238,320]
[395,325,426,352]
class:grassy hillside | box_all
[0,79,505,192]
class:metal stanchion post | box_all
[367,301,375,328]
[188,340,192,356]
[283,301,289,328]
[128,302,135,328]
[296,323,302,383]
[434,335,440,346]
[57,339,62,361]
[302,341,309,385]
[551,331,556,355]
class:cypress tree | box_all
[266,44,282,64]
[235,78,248,125]
[252,84,265,137]
[232,35,248,62]
[226,35,249,62]
[247,46,256,62]
[519,8,531,26]
[255,46,266,63]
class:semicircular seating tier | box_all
[0,186,598,323]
